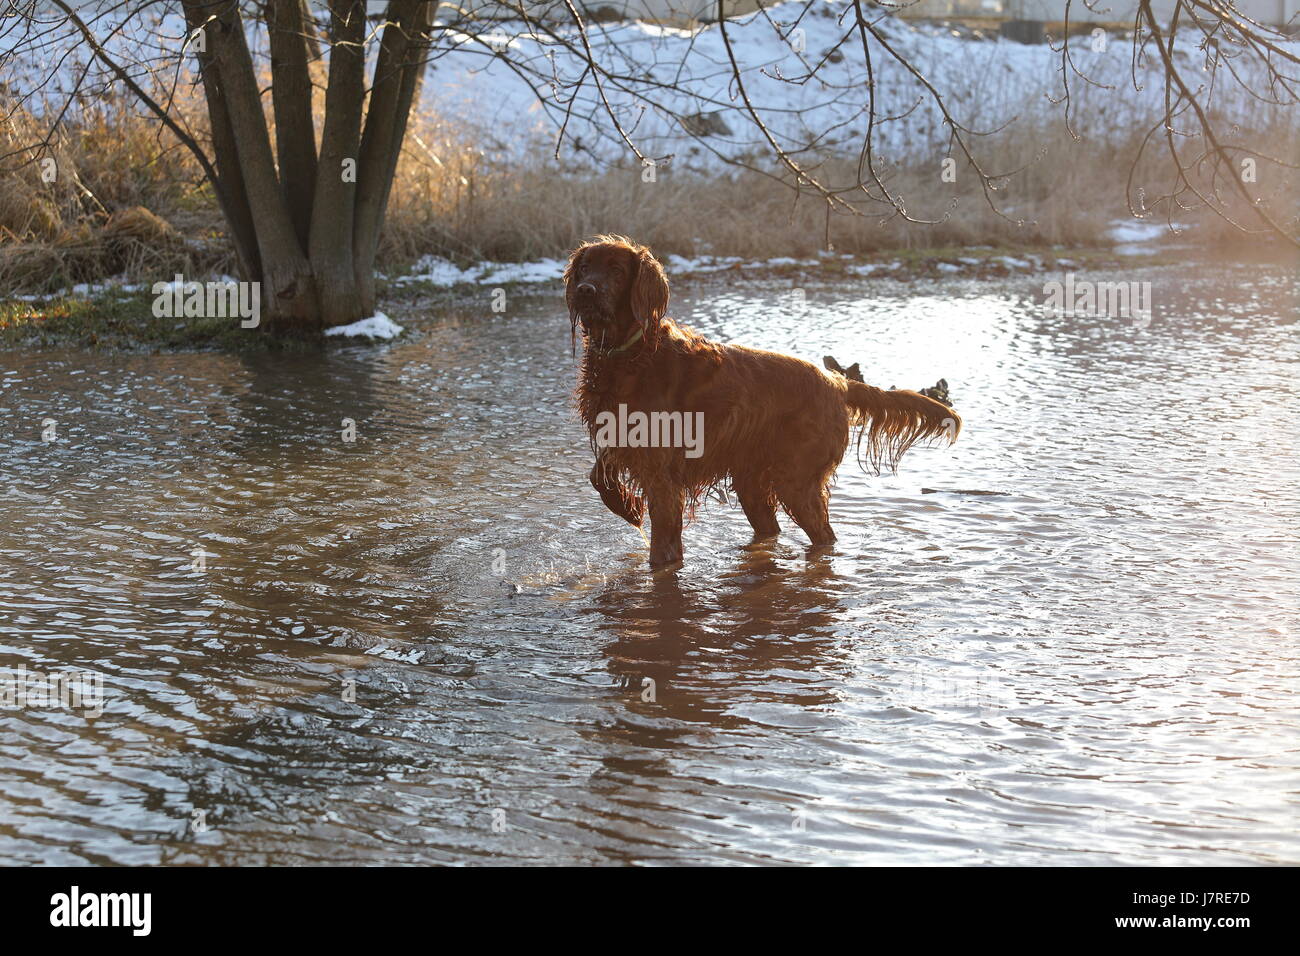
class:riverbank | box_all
[0,242,1215,352]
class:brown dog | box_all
[565,235,961,569]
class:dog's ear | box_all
[630,245,669,339]
[563,244,586,310]
[563,244,586,352]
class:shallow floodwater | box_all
[0,263,1296,865]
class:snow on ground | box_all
[10,273,149,300]
[845,261,900,275]
[393,251,842,287]
[419,5,1291,172]
[1108,219,1169,243]
[1108,218,1180,255]
[4,3,1290,174]
[477,258,570,283]
[0,2,1249,303]
[391,255,568,286]
[385,249,1100,289]
[663,254,743,274]
[323,311,405,339]
[391,257,482,287]
[391,252,839,288]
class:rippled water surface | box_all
[1,263,1296,865]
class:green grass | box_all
[0,288,321,352]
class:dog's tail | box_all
[844,380,962,475]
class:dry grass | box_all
[387,109,1299,262]
[0,90,234,293]
[2,83,1294,295]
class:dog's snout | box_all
[576,281,596,297]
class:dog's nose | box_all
[576,282,596,297]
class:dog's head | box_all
[563,236,669,353]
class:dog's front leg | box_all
[589,458,644,527]
[646,487,685,570]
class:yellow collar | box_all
[595,325,643,355]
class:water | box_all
[0,262,1296,865]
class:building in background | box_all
[1000,0,1297,24]
[55,0,1294,27]
[444,0,1299,26]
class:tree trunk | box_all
[354,0,433,316]
[187,0,320,333]
[309,2,367,327]
[183,2,261,284]
[177,0,437,334]
[299,0,323,61]
[269,0,318,253]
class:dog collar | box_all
[594,325,643,356]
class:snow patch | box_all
[846,261,901,276]
[394,255,565,287]
[395,256,479,286]
[664,255,743,274]
[757,256,820,267]
[324,312,404,340]
[477,258,567,284]
[1108,219,1167,244]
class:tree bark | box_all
[354,0,433,315]
[185,0,319,332]
[268,0,318,253]
[373,15,430,258]
[299,0,323,61]
[182,2,261,283]
[309,1,367,327]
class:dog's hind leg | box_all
[778,485,836,548]
[734,481,780,541]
